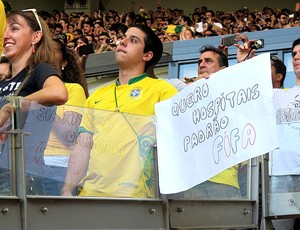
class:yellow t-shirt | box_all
[80,111,157,198]
[84,74,178,115]
[79,75,177,197]
[44,83,86,158]
[209,166,239,189]
[0,1,6,56]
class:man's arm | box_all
[61,132,93,196]
[234,34,256,63]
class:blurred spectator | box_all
[54,23,63,36]
[59,18,69,33]
[73,29,83,39]
[276,13,291,28]
[82,21,94,35]
[95,32,112,53]
[180,27,194,40]
[66,40,76,52]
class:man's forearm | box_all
[61,132,93,195]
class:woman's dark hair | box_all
[182,15,193,26]
[131,24,163,72]
[53,39,89,97]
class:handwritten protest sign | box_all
[155,53,278,194]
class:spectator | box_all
[72,28,83,39]
[1,9,67,104]
[54,23,63,36]
[68,23,75,34]
[177,45,241,199]
[180,27,194,40]
[268,38,300,230]
[93,21,105,36]
[276,13,291,28]
[61,24,177,198]
[82,21,94,35]
[236,37,299,229]
[76,35,88,47]
[0,9,68,195]
[66,40,76,52]
[43,39,87,195]
[95,32,114,53]
[59,18,69,34]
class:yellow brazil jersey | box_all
[78,74,177,197]
[44,83,86,157]
[209,166,239,189]
[84,74,177,115]
[0,1,6,56]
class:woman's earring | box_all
[61,66,64,70]
[31,43,36,53]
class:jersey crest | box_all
[130,87,142,99]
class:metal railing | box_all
[0,97,259,230]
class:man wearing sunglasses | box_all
[95,32,111,53]
[276,13,291,29]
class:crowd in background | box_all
[16,3,300,56]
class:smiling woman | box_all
[0,9,68,195]
[1,9,67,104]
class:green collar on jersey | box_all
[115,73,147,86]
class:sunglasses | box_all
[23,8,43,33]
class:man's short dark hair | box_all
[271,55,286,87]
[83,21,93,27]
[54,23,63,30]
[99,32,110,38]
[110,23,128,35]
[131,24,163,72]
[200,45,228,67]
[73,29,83,36]
[292,38,300,51]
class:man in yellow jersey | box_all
[62,24,177,197]
[181,45,241,199]
[0,0,6,56]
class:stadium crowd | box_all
[19,3,300,55]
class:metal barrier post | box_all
[10,97,28,230]
[260,154,275,230]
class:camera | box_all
[221,34,238,46]
[250,39,264,49]
[106,38,114,44]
